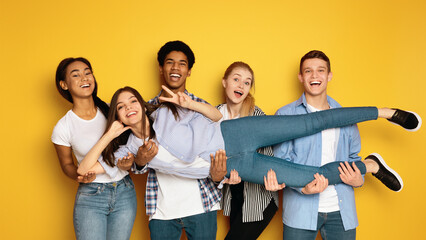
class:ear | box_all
[187,69,191,77]
[298,73,304,83]
[159,65,163,75]
[222,78,227,88]
[59,80,68,90]
[327,71,333,82]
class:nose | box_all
[171,62,178,70]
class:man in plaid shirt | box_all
[132,40,223,240]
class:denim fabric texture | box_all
[148,211,218,240]
[73,175,137,240]
[221,107,378,187]
[283,211,356,240]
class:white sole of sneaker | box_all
[370,152,404,192]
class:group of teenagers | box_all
[52,40,421,240]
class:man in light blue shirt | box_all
[273,50,378,239]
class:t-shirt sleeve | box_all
[51,120,71,147]
[98,155,119,179]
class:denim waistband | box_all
[79,174,132,188]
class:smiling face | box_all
[116,91,143,127]
[159,51,191,93]
[59,61,95,99]
[222,67,253,106]
[298,58,332,98]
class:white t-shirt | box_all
[218,103,239,122]
[151,144,220,220]
[51,109,128,183]
[307,104,340,213]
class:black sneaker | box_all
[388,109,422,132]
[368,153,403,192]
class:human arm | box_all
[77,121,130,175]
[159,85,222,121]
[53,144,103,181]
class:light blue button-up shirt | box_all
[274,93,362,231]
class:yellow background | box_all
[1,0,425,239]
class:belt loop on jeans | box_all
[122,174,131,187]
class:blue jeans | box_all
[283,211,356,240]
[221,107,377,187]
[149,211,217,240]
[73,175,137,240]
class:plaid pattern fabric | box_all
[136,90,222,216]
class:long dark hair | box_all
[102,86,156,167]
[55,57,109,118]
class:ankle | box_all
[365,159,379,174]
[378,108,395,119]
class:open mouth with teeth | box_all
[310,81,321,86]
[234,91,243,98]
[80,84,90,88]
[126,111,137,117]
[170,73,181,80]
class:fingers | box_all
[228,170,241,184]
[78,172,95,183]
[217,149,226,171]
[306,173,328,193]
[352,162,361,174]
[140,140,158,156]
[264,169,285,191]
[161,85,174,96]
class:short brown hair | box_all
[299,50,331,73]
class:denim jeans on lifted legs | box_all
[220,107,378,187]
[149,210,217,240]
[73,175,137,240]
[283,211,356,240]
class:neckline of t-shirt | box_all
[69,107,100,122]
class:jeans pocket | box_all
[77,183,104,196]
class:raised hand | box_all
[224,170,242,185]
[158,85,193,109]
[107,120,131,139]
[134,139,158,167]
[210,149,227,182]
[302,173,329,194]
[117,152,135,170]
[77,171,96,183]
[339,161,364,187]
[264,169,286,191]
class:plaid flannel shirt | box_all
[132,90,222,216]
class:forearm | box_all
[61,163,80,181]
[89,162,106,174]
[189,101,222,122]
[77,134,114,175]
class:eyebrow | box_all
[117,95,136,105]
[165,58,188,63]
[233,73,252,80]
[70,67,90,74]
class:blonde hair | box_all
[223,61,255,117]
